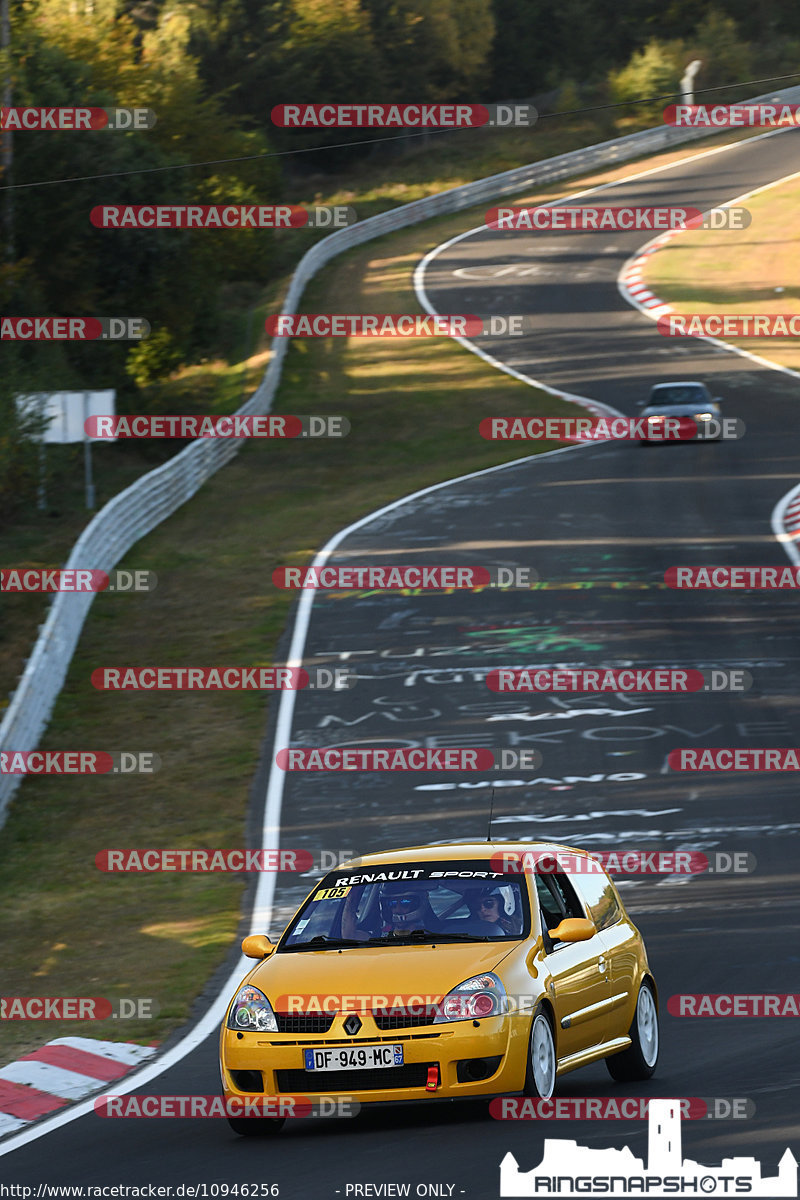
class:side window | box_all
[548,872,584,920]
[575,869,622,931]
[535,875,563,930]
[535,872,584,935]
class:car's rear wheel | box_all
[226,1115,286,1137]
[606,979,659,1082]
[523,1006,556,1099]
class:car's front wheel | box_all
[523,1006,556,1099]
[226,1115,286,1137]
[606,979,659,1081]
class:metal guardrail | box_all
[3,84,799,826]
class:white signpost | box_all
[15,390,117,510]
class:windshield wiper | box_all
[368,928,493,944]
[285,935,364,951]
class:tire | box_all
[226,1115,286,1137]
[606,980,659,1082]
[523,1006,556,1099]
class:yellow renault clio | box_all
[219,841,658,1134]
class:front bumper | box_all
[220,1010,530,1105]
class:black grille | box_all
[456,1056,502,1083]
[373,1006,439,1030]
[274,1012,335,1034]
[230,1070,264,1092]
[276,1062,435,1092]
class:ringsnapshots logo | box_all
[498,1098,797,1197]
[271,103,537,128]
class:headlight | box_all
[646,415,665,423]
[433,972,508,1023]
[695,412,713,421]
[226,985,278,1032]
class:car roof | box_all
[651,380,706,389]
[336,840,598,869]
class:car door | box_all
[533,872,611,1060]
[571,867,639,1041]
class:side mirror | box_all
[712,396,723,404]
[242,934,274,960]
[548,917,596,943]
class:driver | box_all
[378,882,442,936]
[341,881,442,941]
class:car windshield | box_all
[649,384,709,406]
[279,860,530,950]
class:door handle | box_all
[598,956,607,972]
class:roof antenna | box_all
[486,787,496,842]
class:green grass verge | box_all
[642,173,800,372]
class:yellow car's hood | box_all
[245,941,517,1005]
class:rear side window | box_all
[575,869,622,931]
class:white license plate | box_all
[303,1044,403,1071]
